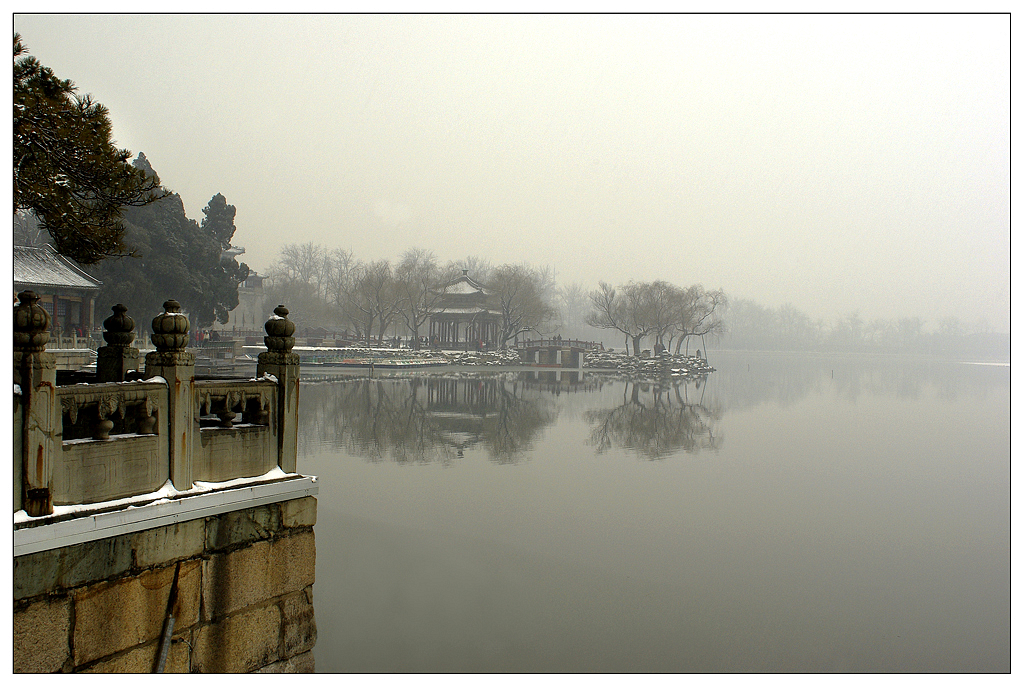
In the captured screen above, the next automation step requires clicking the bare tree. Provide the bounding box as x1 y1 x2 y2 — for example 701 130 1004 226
262 273 337 331
276 242 328 297
263 241 346 331
620 281 662 355
489 263 556 349
587 280 723 356
324 248 358 306
586 281 659 356
586 282 630 352
352 260 403 344
394 248 459 348
553 281 590 338
645 280 684 353
896 316 925 351
344 263 376 342
672 286 726 355
14 209 48 247
451 255 493 284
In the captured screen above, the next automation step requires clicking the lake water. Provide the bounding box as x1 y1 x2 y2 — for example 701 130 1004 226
297 352 1009 673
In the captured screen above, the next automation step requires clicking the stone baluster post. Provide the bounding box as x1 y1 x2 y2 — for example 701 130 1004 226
96 304 139 383
14 291 57 517
257 305 300 474
144 300 195 490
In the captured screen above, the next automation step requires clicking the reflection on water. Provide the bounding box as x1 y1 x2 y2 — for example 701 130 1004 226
299 373 556 464
299 370 719 463
300 356 1009 673
298 354 1008 464
704 351 1010 411
586 379 722 458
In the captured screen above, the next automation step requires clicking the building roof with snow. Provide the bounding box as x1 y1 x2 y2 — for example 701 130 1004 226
433 270 499 314
438 270 489 297
14 245 102 295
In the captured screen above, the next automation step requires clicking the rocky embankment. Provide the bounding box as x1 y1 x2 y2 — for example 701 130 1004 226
316 347 716 376
441 349 526 366
583 351 715 379
439 349 717 377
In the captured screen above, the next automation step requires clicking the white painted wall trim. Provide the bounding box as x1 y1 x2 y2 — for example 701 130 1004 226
14 475 319 557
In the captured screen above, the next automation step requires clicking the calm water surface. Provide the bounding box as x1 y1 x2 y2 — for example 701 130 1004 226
298 353 1009 672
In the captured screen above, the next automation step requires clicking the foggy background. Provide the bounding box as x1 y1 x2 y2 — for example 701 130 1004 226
11 13 1009 332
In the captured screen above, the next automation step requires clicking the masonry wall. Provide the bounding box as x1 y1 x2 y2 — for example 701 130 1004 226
13 495 317 673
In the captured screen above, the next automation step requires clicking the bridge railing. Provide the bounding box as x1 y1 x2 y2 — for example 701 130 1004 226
514 338 602 350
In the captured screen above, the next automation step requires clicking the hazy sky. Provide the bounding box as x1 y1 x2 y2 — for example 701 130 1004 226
12 13 1009 331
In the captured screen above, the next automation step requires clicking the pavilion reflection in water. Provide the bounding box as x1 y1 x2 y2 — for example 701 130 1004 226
298 372 719 463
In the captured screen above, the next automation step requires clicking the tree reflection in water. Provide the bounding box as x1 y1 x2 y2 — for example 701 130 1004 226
298 373 559 464
299 371 721 463
585 376 722 459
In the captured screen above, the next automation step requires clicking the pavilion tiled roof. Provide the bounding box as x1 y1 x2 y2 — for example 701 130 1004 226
447 280 484 296
13 245 102 291
434 306 500 316
439 270 489 296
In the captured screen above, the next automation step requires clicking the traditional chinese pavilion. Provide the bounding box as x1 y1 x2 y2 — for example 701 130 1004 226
427 270 503 350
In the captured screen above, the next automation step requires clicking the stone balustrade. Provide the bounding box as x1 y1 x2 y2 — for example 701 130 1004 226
13 293 316 675
13 292 301 516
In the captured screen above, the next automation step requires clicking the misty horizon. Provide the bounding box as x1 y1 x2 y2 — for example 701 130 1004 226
10 13 1009 333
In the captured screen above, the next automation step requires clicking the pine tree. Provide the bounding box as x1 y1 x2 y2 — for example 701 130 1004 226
89 158 248 330
13 34 164 264
197 193 250 326
201 193 237 250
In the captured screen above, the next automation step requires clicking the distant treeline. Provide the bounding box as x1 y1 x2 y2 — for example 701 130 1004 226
261 243 563 349
261 242 725 355
259 243 1005 359
718 298 1009 360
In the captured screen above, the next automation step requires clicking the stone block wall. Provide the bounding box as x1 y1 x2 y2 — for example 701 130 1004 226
13 496 317 673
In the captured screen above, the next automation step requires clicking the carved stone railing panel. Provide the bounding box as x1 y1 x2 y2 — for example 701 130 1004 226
14 388 23 513
57 380 167 442
192 377 279 483
53 380 170 506
194 378 277 429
